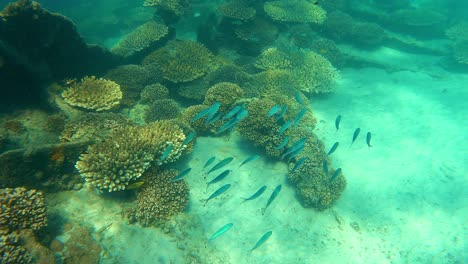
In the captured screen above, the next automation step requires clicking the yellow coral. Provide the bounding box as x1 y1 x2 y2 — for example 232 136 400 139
264 0 327 24
216 0 256 20
254 47 296 70
203 82 244 112
143 40 214 83
62 76 122 111
111 21 168 57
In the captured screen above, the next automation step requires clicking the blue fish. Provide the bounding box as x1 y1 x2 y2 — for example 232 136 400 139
209 223 234 241
330 168 342 182
204 156 216 168
206 102 221 121
327 142 339 156
236 109 249 120
223 105 243 120
239 155 260 167
290 157 306 173
286 144 305 163
274 136 290 150
204 184 231 206
190 102 220 122
205 112 222 125
262 185 282 215
366 132 373 148
281 137 306 159
293 108 307 127
249 231 272 253
207 170 231 185
351 128 360 146
171 168 192 182
275 105 288 121
207 157 234 175
278 120 293 136
160 144 173 161
335 115 341 131
216 118 239 135
295 91 305 106
241 185 267 204
182 131 196 146
322 161 329 175
267 105 281 117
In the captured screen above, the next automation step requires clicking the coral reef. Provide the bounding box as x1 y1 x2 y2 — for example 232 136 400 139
216 0 256 21
143 40 214 83
144 99 181 123
350 22 386 47
322 10 354 40
127 168 189 226
75 121 186 192
62 76 122 112
140 83 170 103
264 0 327 24
203 82 245 112
180 105 223 135
310 38 346 68
60 113 134 143
143 0 191 16
0 229 32 264
111 21 169 57
62 224 101 264
0 187 47 231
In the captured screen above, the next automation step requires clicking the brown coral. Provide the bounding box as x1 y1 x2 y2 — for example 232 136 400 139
128 168 189 226
0 187 47 231
203 82 244 112
62 76 122 111
0 229 32 264
140 83 170 103
264 0 327 24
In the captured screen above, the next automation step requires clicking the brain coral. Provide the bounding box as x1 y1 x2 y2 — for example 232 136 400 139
264 0 327 24
111 21 168 57
75 121 186 192
143 40 214 83
203 82 244 112
127 168 189 226
62 76 122 111
0 187 47 231
216 0 256 20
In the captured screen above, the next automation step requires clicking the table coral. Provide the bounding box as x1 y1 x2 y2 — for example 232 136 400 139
111 21 169 57
143 0 191 16
0 187 47 231
75 121 186 192
128 168 189 226
264 0 327 24
216 0 256 21
62 76 122 111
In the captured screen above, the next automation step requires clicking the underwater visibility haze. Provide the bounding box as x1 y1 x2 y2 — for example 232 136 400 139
0 0 466 263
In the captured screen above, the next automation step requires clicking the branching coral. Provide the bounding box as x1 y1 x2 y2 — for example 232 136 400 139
203 82 244 112
0 187 47 231
254 47 297 70
0 229 32 264
111 21 168 57
264 0 327 24
75 121 187 192
143 40 214 83
62 76 122 111
127 168 189 226
216 0 256 20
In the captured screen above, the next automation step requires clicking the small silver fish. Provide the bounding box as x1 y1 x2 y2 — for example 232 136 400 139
327 142 339 156
160 144 173 161
241 185 267 204
275 105 288 121
293 108 307 126
274 136 290 150
204 156 216 168
207 170 231 185
207 157 234 175
216 118 238 135
191 102 220 122
335 115 342 131
268 105 281 117
278 120 293 136
366 132 373 148
351 128 361 146
223 105 243 120
239 155 260 167
290 157 306 173
330 168 342 182
209 223 234 241
262 185 282 215
204 184 231 206
281 137 306 159
249 231 272 253
171 168 192 182
182 131 196 146
295 91 305 106
236 109 249 120
322 161 329 175
205 112 222 125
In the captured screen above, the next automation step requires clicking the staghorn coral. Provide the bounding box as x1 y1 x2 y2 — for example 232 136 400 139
0 187 47 231
140 83 170 103
60 113 134 142
143 0 191 16
144 99 181 123
111 21 168 57
216 0 256 21
203 82 244 112
62 76 122 111
127 168 189 226
75 121 186 192
0 229 32 264
264 0 327 24
143 40 214 83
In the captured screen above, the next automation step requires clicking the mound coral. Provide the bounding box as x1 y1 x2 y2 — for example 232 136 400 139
143 40 214 83
0 229 32 264
62 76 122 111
75 121 187 192
0 187 47 231
203 82 244 112
140 83 170 103
111 21 169 57
127 168 189 226
216 0 256 20
144 99 181 123
264 0 327 24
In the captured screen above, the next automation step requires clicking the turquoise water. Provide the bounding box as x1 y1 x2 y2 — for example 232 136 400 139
0 1 466 263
